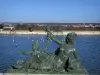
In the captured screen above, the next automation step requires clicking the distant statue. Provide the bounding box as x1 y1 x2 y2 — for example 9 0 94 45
29 26 32 32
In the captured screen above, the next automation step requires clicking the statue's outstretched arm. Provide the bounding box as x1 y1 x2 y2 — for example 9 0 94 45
47 31 63 45
50 35 63 45
46 26 63 45
21 51 32 55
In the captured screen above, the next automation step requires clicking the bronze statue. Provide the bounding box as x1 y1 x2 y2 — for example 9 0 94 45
9 26 88 74
46 26 86 73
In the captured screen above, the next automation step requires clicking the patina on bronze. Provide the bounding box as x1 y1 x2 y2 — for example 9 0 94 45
8 26 88 74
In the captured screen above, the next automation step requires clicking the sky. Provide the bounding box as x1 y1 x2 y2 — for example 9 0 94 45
0 0 100 23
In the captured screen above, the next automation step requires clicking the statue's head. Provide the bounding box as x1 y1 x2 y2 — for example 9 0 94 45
65 32 77 44
32 40 39 50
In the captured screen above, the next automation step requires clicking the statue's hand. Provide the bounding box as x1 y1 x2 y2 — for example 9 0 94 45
45 26 50 32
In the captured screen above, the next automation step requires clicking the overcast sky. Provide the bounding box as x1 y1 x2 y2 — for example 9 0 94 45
0 0 100 23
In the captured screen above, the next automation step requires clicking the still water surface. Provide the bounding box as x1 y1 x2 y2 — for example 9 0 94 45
0 36 100 74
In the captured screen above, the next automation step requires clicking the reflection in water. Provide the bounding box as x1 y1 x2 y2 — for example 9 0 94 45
32 40 34 42
13 36 15 43
12 36 18 47
28 36 30 40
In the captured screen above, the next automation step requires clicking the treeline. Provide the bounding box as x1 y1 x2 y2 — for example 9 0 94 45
0 24 100 31
15 24 100 31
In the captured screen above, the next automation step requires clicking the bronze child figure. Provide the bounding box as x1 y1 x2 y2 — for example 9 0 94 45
46 26 84 73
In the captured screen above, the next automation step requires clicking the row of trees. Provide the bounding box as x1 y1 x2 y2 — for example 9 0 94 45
15 24 100 31
0 23 100 31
